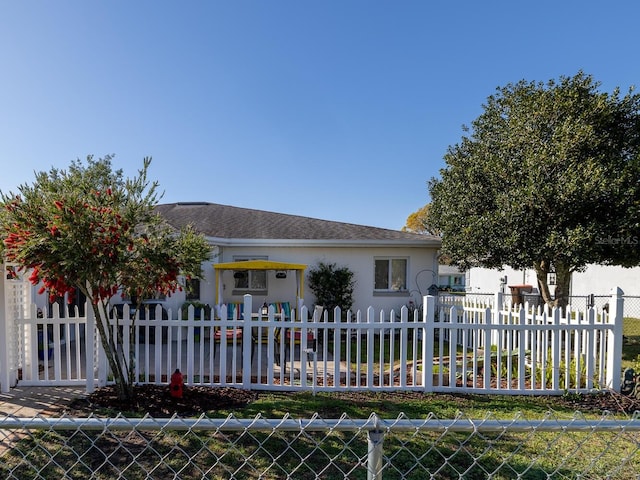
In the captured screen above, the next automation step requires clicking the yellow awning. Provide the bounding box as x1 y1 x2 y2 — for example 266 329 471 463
213 260 307 306
213 260 307 271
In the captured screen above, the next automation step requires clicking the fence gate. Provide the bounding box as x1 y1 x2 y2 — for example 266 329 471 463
0 264 94 392
1 264 30 392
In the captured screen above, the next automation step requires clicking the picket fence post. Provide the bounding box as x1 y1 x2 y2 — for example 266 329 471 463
606 287 624 390
423 295 435 391
491 291 503 352
0 265 10 393
85 302 95 393
242 294 253 389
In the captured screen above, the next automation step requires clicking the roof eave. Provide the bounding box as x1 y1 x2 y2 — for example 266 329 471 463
205 237 442 248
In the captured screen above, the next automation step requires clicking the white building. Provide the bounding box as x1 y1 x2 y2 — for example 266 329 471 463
466 265 640 297
31 202 442 318
466 264 640 316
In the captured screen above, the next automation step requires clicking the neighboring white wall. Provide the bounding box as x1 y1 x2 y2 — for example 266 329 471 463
570 265 640 297
467 264 640 297
466 266 536 294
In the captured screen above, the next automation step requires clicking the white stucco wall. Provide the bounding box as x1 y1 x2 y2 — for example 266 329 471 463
467 264 640 297
26 243 440 320
207 244 439 316
466 266 536 294
569 265 640 297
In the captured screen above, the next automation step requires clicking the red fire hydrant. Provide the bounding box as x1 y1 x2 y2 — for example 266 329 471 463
170 368 184 399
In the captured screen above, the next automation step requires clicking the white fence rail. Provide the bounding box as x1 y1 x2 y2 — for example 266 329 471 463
1 288 624 395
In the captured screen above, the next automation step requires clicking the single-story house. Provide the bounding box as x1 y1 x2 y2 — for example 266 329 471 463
437 265 466 292
140 202 441 316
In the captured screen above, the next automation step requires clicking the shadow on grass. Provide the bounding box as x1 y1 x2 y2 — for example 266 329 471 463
225 390 589 421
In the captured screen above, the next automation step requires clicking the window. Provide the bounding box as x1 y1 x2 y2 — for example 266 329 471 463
185 278 200 301
374 258 407 291
233 257 267 292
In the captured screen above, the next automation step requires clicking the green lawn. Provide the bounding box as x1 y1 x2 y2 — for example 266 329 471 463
622 317 640 370
2 390 636 480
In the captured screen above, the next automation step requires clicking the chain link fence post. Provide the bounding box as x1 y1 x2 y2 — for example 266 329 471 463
367 427 385 479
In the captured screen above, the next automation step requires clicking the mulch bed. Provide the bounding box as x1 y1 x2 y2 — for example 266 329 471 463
62 383 640 418
67 384 258 417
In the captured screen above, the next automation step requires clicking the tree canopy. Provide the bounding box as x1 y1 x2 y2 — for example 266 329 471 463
0 156 211 399
428 72 640 308
402 204 440 236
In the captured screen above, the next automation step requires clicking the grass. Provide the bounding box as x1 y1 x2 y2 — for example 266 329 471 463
622 317 640 370
623 316 640 336
217 390 577 420
327 332 457 369
3 391 637 479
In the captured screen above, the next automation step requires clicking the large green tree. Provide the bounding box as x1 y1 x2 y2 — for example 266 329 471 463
428 72 640 309
0 156 211 400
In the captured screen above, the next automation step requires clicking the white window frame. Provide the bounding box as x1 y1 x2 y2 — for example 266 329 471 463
232 256 268 294
374 257 408 293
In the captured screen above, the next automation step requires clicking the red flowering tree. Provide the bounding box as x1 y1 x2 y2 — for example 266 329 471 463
0 156 211 400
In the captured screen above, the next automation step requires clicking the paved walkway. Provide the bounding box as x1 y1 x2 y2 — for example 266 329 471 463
0 386 88 457
0 386 86 418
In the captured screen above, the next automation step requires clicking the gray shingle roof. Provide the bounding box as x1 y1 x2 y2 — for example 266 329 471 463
155 202 441 245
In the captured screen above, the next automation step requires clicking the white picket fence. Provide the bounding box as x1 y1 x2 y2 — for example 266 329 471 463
0 286 624 395
432 289 624 393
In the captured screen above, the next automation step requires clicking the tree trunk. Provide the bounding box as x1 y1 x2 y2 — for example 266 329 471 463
552 263 571 312
534 260 553 307
87 298 133 401
534 260 571 313
77 282 135 402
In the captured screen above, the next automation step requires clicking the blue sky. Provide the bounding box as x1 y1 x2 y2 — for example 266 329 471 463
1 1 638 230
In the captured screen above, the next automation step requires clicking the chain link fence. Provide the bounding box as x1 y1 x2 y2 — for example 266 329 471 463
1 412 639 479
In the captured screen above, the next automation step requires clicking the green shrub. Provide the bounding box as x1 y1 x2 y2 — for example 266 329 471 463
307 262 355 317
180 301 211 320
